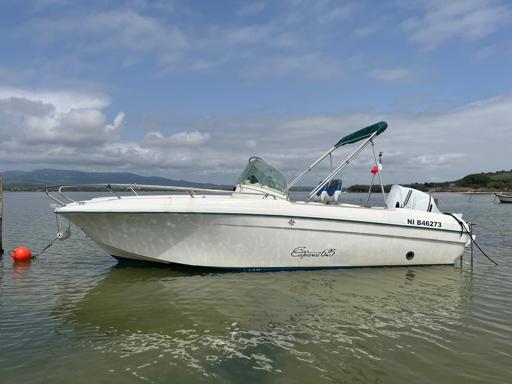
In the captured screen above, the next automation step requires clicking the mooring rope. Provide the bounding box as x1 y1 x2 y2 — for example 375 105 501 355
33 214 70 259
32 237 58 258
444 212 498 266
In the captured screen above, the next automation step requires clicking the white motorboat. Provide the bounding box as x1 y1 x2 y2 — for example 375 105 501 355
47 122 471 270
495 193 512 203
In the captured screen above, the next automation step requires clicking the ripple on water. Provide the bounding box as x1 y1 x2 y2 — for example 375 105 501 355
36 266 474 382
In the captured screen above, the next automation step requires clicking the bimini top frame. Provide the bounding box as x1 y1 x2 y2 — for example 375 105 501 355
285 121 388 203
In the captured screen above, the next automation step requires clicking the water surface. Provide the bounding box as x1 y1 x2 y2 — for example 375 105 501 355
0 192 511 383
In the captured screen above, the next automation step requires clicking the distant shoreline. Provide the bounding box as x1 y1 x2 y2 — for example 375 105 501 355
2 168 511 193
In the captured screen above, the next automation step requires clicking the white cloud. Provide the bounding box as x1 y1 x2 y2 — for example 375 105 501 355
371 68 410 82
169 131 210 145
24 107 123 146
109 112 125 132
0 88 122 146
0 96 54 117
87 9 188 52
32 9 190 71
283 0 357 24
402 0 512 50
0 86 109 113
144 130 211 146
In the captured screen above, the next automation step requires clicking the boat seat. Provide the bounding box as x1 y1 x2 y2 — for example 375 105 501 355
312 179 342 204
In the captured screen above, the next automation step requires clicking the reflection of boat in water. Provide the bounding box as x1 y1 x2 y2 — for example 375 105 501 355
47 122 471 269
54 266 472 380
495 193 512 203
65 266 471 337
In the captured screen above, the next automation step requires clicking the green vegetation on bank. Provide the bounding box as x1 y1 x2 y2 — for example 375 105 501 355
347 170 512 192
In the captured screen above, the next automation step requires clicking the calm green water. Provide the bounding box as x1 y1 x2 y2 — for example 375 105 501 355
0 192 511 383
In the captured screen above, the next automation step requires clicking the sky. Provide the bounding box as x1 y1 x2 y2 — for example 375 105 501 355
1 0 512 186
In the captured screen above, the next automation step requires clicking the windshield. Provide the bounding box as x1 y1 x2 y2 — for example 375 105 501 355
238 157 287 194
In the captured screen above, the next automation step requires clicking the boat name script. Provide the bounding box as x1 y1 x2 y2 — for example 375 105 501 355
291 247 336 259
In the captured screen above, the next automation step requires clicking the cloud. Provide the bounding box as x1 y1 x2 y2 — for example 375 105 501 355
371 68 410 82
20 0 509 85
88 9 188 53
24 108 124 145
144 130 211 146
283 0 358 24
0 86 109 113
4 85 512 185
32 8 190 71
18 2 367 80
0 87 123 146
0 96 54 117
402 0 512 50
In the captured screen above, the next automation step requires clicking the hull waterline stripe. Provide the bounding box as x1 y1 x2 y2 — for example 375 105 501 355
59 211 464 235
111 255 455 271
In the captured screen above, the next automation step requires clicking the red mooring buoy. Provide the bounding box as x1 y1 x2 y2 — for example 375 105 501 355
11 246 32 262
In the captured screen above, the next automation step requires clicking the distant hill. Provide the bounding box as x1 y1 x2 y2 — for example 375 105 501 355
0 169 228 191
453 170 512 190
347 169 512 193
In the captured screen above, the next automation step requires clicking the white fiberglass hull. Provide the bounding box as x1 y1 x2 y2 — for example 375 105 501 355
56 195 469 269
496 194 512 203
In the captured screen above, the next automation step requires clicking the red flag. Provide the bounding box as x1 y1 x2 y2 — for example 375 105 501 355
371 165 379 175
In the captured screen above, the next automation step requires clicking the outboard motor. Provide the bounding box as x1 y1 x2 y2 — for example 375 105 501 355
313 179 342 203
386 185 440 213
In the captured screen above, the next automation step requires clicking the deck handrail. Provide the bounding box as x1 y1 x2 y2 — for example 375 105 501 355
44 183 233 206
44 183 289 206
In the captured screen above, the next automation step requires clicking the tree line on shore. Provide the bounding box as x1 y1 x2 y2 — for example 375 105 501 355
346 170 512 192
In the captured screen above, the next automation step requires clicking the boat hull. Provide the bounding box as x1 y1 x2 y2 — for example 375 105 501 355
59 206 468 269
496 194 512 203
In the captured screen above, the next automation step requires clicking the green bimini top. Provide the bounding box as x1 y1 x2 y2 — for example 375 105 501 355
335 121 388 147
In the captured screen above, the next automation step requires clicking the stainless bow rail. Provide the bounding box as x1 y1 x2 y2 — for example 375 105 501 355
44 183 233 206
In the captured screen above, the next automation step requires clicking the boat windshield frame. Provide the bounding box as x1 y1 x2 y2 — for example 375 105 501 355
237 157 288 195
